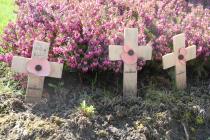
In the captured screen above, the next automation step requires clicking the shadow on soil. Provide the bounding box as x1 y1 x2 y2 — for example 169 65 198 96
0 61 210 140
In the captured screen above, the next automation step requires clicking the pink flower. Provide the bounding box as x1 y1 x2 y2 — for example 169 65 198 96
0 0 209 74
4 53 13 63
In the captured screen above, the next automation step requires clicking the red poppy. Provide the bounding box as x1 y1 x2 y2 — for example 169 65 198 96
121 45 138 65
26 58 51 76
178 48 187 65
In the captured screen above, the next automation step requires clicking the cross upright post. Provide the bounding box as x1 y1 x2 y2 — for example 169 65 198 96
162 33 196 89
11 41 64 102
109 28 152 97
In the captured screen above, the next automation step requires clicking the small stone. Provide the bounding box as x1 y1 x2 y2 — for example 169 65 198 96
106 114 114 122
50 116 65 126
55 134 65 140
160 103 166 110
114 105 126 118
97 130 108 137
102 121 108 127
153 129 160 139
108 126 118 134
140 134 147 140
143 127 149 135
193 105 200 113
165 130 172 140
10 99 26 112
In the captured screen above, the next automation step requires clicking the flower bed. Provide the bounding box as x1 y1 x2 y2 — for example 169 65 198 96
0 0 209 72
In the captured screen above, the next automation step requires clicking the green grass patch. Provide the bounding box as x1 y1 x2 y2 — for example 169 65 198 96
0 0 16 34
0 62 23 95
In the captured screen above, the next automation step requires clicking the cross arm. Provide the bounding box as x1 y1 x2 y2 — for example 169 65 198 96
162 53 176 69
109 45 123 61
48 62 63 78
186 45 196 61
11 56 30 73
135 45 153 60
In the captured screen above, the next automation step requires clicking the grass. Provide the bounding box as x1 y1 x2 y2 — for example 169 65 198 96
0 1 18 94
79 100 95 117
0 0 16 34
0 62 23 95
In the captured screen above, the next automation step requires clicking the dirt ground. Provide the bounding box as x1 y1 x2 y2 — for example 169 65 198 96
0 70 210 140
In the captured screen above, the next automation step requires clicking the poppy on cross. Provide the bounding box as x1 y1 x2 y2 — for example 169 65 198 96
109 28 153 97
11 41 63 103
162 33 196 89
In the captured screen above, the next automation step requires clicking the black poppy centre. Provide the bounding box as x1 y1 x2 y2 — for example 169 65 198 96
178 54 184 60
128 49 134 56
35 65 42 71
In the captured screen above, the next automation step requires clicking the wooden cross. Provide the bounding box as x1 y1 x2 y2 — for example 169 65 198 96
162 33 196 89
109 28 152 97
11 41 63 103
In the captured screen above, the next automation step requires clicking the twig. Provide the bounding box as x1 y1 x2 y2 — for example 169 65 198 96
181 121 189 140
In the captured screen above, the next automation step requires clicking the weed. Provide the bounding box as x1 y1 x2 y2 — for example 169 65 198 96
48 82 65 94
195 116 205 126
91 72 98 92
0 62 23 95
50 116 65 126
96 130 108 137
79 100 95 117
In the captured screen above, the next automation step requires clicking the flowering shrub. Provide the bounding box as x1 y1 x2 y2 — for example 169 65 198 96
0 0 209 72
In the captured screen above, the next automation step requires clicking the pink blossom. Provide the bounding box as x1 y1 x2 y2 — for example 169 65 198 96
0 0 209 73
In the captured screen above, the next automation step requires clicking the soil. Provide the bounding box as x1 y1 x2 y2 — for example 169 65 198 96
0 68 210 140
